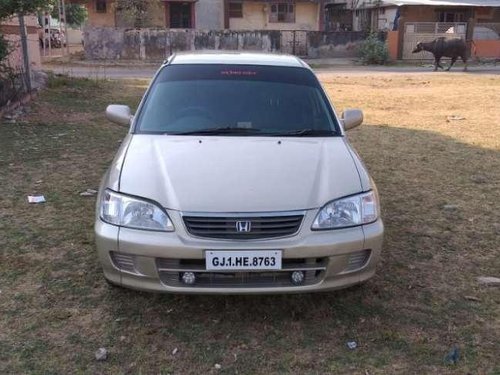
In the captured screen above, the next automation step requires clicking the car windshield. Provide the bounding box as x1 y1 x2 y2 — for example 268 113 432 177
134 64 340 136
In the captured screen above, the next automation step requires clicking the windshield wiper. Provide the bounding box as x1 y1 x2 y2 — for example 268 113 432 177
268 129 337 137
165 126 264 136
165 127 337 137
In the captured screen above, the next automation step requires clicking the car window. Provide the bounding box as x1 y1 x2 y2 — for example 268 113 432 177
135 64 339 136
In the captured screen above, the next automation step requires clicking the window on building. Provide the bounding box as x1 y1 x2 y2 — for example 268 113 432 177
96 0 107 13
229 2 243 18
269 2 295 23
438 11 466 22
169 3 193 28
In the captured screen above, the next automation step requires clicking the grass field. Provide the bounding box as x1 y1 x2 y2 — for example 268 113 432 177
0 72 499 374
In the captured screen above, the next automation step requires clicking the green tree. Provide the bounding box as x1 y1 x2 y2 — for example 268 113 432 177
116 0 154 27
0 0 53 20
0 0 54 90
358 33 389 65
51 4 88 28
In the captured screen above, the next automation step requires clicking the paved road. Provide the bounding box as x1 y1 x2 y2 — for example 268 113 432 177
45 63 500 80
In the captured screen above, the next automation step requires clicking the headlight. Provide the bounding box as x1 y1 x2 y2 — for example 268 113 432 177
312 191 379 230
100 189 174 231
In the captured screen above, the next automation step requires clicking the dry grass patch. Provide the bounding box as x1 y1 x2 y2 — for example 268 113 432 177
0 72 499 374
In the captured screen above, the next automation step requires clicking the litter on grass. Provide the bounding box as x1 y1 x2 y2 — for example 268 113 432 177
477 276 500 286
347 341 357 350
446 115 465 122
95 347 108 361
444 346 460 365
79 189 98 197
27 195 46 204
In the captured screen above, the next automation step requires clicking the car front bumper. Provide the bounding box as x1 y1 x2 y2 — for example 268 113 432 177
95 210 383 294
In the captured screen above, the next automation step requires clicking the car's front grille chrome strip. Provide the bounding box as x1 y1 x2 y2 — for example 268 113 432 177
182 211 305 240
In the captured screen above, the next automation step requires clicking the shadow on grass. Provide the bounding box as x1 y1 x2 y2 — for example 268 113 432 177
96 125 500 373
1 120 499 374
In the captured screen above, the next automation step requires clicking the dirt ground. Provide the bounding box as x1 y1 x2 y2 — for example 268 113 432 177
0 72 499 374
43 60 500 80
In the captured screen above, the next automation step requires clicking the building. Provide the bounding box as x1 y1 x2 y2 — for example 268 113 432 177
76 0 325 31
379 0 500 59
76 0 499 60
326 0 500 35
0 15 41 71
353 1 398 31
228 0 323 30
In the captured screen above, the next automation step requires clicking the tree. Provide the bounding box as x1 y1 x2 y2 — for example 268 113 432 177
51 4 88 28
116 0 163 28
0 33 9 62
0 0 54 90
0 0 53 21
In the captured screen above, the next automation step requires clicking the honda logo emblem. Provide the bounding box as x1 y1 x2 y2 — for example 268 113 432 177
236 221 252 232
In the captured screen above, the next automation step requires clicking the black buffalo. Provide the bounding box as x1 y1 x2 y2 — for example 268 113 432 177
412 37 468 71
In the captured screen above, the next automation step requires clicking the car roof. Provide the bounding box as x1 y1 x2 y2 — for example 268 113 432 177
166 52 308 68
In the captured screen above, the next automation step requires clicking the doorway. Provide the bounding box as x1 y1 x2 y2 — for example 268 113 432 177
169 2 193 28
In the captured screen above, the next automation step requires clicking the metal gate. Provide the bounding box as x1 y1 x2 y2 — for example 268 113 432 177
280 30 308 56
403 22 467 60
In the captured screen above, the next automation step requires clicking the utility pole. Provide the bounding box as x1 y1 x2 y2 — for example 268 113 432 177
63 0 70 56
58 0 70 56
42 11 52 57
17 11 32 92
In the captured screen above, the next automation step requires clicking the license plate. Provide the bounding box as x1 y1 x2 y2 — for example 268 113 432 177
205 250 282 271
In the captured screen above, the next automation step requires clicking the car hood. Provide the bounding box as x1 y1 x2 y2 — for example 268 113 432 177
119 135 362 212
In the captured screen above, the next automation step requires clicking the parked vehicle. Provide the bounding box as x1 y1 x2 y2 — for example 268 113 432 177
38 28 66 49
97 52 384 294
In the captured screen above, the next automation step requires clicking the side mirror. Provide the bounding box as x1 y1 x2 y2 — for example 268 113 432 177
342 109 363 131
106 104 132 127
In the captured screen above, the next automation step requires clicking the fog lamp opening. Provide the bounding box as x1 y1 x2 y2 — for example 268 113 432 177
181 272 196 285
290 271 305 285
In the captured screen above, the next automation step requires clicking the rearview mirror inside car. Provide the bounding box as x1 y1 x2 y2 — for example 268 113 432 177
342 109 363 131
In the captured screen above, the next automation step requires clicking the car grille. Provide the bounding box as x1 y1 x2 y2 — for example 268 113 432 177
182 213 304 239
157 257 327 288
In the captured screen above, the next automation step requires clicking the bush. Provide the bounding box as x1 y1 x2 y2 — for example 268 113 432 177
0 67 23 108
358 33 389 65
